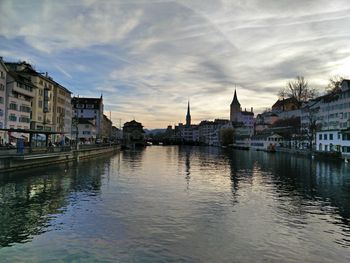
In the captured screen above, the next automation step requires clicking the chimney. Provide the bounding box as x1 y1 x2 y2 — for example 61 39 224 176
251 107 253 112
45 72 48 77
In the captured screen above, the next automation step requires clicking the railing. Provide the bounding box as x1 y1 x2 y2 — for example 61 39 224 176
0 143 119 157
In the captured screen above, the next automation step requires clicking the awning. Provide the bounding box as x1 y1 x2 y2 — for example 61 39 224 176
9 133 20 139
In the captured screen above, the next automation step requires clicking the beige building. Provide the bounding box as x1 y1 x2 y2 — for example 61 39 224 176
6 62 61 132
102 114 112 141
53 83 72 142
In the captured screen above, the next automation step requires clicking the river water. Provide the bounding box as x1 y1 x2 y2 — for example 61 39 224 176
0 146 350 262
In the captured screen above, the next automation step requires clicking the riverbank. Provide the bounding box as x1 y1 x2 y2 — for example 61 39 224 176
0 144 121 172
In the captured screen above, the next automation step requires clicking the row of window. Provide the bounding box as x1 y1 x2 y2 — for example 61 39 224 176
318 133 350 141
322 102 350 112
9 103 31 112
318 144 350 153
16 82 33 92
75 104 95 109
8 115 30 123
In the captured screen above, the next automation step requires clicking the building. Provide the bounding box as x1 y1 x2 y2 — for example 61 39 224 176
230 89 254 136
6 62 56 132
5 68 36 143
230 89 241 123
250 133 284 151
72 96 104 138
123 120 145 144
102 114 112 141
254 112 279 133
308 79 350 157
111 126 123 141
175 102 200 144
0 58 8 143
53 83 72 142
71 118 96 142
272 97 300 112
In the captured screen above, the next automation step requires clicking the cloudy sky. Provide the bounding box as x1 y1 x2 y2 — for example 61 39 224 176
1 0 350 128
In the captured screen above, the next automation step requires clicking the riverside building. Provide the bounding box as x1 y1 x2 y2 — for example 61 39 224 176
310 79 350 157
0 58 8 143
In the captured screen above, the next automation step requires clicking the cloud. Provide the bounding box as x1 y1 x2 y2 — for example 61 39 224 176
1 0 350 128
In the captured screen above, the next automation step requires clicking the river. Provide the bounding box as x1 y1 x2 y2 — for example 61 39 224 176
0 146 350 262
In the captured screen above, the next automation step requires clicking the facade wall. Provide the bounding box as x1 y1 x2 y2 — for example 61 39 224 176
72 97 104 137
0 60 7 143
5 75 34 141
30 75 54 131
53 84 72 140
316 131 350 152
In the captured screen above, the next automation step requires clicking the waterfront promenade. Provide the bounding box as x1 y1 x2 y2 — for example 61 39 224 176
0 143 120 172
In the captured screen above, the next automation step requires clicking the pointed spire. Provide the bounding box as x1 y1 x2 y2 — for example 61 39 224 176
231 88 240 106
186 100 191 126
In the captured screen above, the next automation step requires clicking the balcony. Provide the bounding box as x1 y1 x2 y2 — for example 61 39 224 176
12 83 35 98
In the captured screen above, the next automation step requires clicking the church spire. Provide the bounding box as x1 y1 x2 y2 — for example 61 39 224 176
231 89 240 106
186 101 191 126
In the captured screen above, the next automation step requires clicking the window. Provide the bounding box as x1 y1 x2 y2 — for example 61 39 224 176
86 104 94 109
76 103 84 109
0 71 4 79
0 83 4 91
9 114 17 121
39 100 43 108
20 105 31 113
325 145 328 151
9 102 17 110
319 134 322 140
329 134 333 140
39 89 43 96
19 116 30 123
0 97 3 104
324 134 327 140
0 109 3 116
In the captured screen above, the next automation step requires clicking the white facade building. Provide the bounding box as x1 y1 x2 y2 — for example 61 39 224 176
304 79 350 157
72 96 104 138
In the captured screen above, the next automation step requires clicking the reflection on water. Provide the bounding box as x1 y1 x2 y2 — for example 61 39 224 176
0 147 350 262
0 159 106 247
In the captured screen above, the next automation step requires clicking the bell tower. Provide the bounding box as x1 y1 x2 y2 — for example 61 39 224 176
230 89 241 122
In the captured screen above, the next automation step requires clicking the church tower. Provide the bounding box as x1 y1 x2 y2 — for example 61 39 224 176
186 101 191 126
230 89 241 122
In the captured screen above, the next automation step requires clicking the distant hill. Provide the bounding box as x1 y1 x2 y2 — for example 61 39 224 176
144 129 166 135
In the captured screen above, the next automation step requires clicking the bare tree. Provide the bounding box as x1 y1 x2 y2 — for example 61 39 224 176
326 75 344 94
301 105 320 150
278 76 317 107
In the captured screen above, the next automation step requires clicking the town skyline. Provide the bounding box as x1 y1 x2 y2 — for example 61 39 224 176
1 0 350 129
